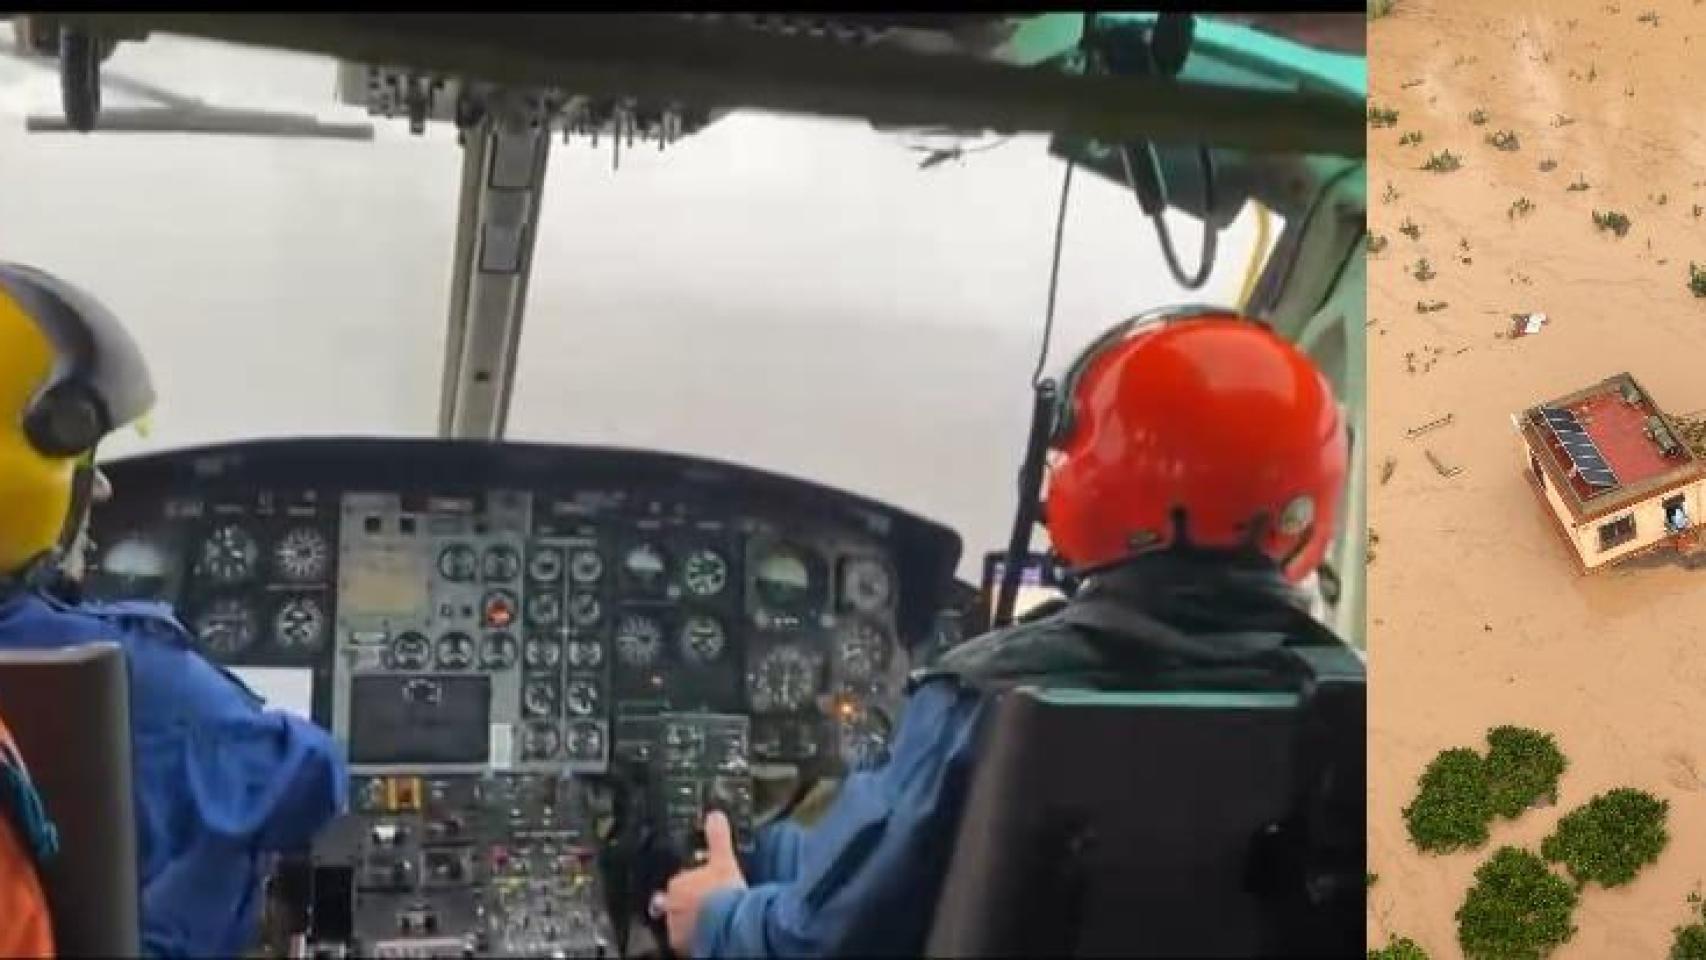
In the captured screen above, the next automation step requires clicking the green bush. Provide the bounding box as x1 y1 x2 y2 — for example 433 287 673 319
1672 892 1706 960
1405 747 1493 853
1370 935 1431 960
1690 263 1706 298
1456 847 1578 960
1423 150 1462 172
1676 925 1706 960
1483 726 1568 819
1540 788 1669 887
1592 210 1632 237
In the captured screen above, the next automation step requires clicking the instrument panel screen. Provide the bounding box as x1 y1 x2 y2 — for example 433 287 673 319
348 675 492 765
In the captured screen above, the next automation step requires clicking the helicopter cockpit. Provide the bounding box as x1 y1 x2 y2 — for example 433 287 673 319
1 13 1366 958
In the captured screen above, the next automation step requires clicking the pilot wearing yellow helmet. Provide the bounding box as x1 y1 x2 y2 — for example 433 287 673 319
0 263 348 957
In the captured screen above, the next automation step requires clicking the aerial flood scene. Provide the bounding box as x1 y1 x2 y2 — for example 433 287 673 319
1367 0 1706 957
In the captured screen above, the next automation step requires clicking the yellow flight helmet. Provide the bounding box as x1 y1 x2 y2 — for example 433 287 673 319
0 263 155 578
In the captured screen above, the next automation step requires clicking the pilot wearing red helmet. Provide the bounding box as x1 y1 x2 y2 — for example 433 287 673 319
661 306 1353 958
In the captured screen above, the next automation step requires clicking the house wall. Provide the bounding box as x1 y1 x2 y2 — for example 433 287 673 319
1520 432 1705 570
1570 479 1705 569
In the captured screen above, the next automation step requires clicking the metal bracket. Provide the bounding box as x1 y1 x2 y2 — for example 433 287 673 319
1257 160 1367 648
438 103 551 440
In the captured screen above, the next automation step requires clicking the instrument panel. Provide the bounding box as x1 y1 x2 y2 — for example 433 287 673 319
87 439 961 956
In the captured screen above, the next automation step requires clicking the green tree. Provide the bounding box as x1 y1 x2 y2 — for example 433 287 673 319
1483 726 1567 819
1541 788 1669 887
1456 847 1578 960
1405 748 1494 853
1370 935 1431 960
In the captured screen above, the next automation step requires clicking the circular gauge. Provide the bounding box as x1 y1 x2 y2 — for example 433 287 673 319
682 548 729 597
482 589 518 629
615 614 664 668
194 598 257 655
679 614 727 663
564 679 600 716
568 592 602 628
483 545 521 582
523 679 558 718
842 557 895 613
480 632 519 669
565 721 604 761
390 631 432 670
569 549 604 584
748 645 820 714
274 528 329 582
522 723 561 760
436 632 475 670
273 596 327 650
437 544 477 582
523 636 561 670
526 592 562 626
839 706 893 771
200 525 258 584
622 543 668 592
566 640 604 669
837 620 891 682
529 547 564 582
754 547 814 612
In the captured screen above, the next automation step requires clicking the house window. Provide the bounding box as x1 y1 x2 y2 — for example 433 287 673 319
1530 452 1545 487
1663 494 1689 533
1598 514 1637 552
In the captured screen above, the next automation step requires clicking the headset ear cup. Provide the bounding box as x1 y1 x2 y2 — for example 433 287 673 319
24 385 105 458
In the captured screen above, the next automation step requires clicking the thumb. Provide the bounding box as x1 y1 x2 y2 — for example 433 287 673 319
703 810 737 866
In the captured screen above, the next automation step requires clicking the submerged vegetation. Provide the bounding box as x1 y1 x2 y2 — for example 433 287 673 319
1592 210 1632 237
1487 129 1521 151
1369 935 1431 960
1370 103 1401 127
1405 747 1491 853
1690 263 1706 298
1483 726 1567 819
1673 891 1706 960
1423 150 1463 173
1540 788 1670 887
1456 847 1579 960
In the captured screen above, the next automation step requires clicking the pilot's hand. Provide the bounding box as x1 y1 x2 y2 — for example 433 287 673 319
662 811 747 955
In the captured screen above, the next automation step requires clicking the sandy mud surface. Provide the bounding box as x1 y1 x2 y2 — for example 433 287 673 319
1367 0 1706 955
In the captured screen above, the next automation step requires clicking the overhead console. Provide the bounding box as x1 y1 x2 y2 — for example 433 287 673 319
86 438 961 957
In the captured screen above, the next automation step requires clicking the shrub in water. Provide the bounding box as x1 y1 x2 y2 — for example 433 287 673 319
1483 726 1567 819
1405 747 1493 853
1369 935 1431 960
1540 788 1669 887
1456 847 1578 960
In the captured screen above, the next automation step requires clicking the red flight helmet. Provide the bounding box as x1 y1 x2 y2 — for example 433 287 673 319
1042 305 1348 583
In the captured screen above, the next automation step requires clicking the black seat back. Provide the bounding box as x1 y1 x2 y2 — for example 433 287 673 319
926 646 1365 958
0 642 141 956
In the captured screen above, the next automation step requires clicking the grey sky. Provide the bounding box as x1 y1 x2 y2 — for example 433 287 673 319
0 29 1272 577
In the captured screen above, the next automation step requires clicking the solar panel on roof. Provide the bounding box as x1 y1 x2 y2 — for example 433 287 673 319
1537 405 1622 491
1581 469 1618 488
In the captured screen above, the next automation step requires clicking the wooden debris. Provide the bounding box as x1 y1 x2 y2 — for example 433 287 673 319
1426 449 1463 478
1408 414 1455 438
1380 457 1398 485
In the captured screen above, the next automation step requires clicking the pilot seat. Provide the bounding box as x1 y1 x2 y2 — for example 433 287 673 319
0 642 141 957
925 644 1365 958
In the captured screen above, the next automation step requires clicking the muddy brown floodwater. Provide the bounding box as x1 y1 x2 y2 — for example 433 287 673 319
1368 0 1706 955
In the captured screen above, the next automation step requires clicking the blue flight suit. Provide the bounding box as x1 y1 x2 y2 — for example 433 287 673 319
692 554 1340 958
0 589 348 958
